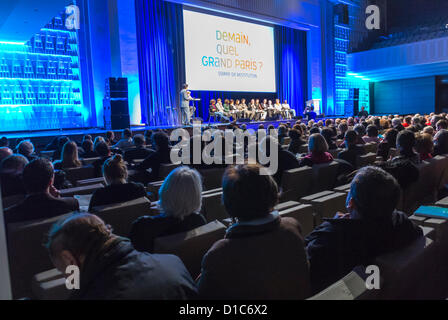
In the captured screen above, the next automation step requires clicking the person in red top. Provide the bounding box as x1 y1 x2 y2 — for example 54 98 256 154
403 116 412 128
299 133 334 167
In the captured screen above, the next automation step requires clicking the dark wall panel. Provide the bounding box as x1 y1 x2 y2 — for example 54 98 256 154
373 76 435 115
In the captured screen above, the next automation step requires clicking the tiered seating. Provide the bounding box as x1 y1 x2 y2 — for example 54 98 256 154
64 166 95 185
280 167 313 201
310 161 340 193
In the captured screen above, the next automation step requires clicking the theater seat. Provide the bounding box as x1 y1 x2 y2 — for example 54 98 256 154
309 192 347 226
329 148 342 158
39 151 55 160
7 212 75 299
64 166 95 185
82 157 101 166
201 191 228 222
159 163 180 179
280 166 313 201
153 220 227 278
308 269 372 300
279 204 315 237
2 193 26 209
59 183 104 197
333 183 351 194
32 269 70 300
356 153 377 169
310 161 339 193
199 167 226 190
374 236 439 299
91 197 152 237
76 177 106 187
363 143 378 154
298 144 309 154
300 190 335 204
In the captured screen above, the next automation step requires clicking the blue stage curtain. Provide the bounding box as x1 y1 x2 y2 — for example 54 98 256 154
275 26 308 117
135 0 185 126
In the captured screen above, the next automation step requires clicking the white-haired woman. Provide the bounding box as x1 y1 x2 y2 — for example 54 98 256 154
130 166 207 253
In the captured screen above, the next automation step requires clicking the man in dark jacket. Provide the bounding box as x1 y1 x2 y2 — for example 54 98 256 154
124 134 154 164
198 164 311 300
46 213 198 300
337 130 366 168
5 158 79 224
305 166 422 294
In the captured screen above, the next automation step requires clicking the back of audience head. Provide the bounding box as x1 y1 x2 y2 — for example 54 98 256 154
46 213 113 272
58 136 69 150
123 128 132 139
308 133 328 154
0 137 8 147
384 129 398 147
366 125 379 138
17 140 34 157
434 129 448 155
436 119 448 131
353 124 366 137
159 166 202 219
23 158 54 194
222 164 278 222
94 141 110 158
82 139 94 153
415 133 433 156
102 154 127 185
0 154 28 175
133 134 145 147
344 130 358 147
152 131 170 151
396 130 416 155
423 126 434 136
347 166 400 221
61 141 81 167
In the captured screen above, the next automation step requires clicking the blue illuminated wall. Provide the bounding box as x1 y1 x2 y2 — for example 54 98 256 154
0 10 85 132
332 1 370 116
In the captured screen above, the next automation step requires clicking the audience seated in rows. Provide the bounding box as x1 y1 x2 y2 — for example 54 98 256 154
198 164 311 300
88 154 147 211
4 158 79 224
81 138 97 159
92 142 112 177
305 166 423 294
287 128 306 154
131 166 207 253
45 213 197 300
377 129 398 161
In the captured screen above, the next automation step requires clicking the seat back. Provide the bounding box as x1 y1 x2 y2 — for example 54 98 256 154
92 197 152 237
310 192 347 225
82 157 101 166
298 144 309 154
76 177 106 187
64 166 95 185
159 163 180 179
356 153 377 169
7 212 74 299
59 183 104 197
280 167 313 201
328 148 342 158
201 192 228 222
199 167 226 190
374 236 438 299
3 194 25 209
279 204 315 237
153 221 226 278
39 151 55 160
311 161 339 193
364 143 378 154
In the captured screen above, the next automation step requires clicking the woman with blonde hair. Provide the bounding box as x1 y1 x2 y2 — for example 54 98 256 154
53 141 82 170
88 154 147 211
299 133 333 167
130 166 207 253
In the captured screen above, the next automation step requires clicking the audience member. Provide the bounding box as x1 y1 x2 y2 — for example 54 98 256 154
112 128 134 151
415 133 433 161
45 213 198 300
131 166 206 252
124 134 153 163
81 139 97 158
17 140 37 162
433 129 448 156
4 158 79 224
299 133 333 167
377 129 398 161
53 141 82 170
0 154 28 197
306 166 422 293
287 128 306 155
198 164 311 299
338 130 366 168
92 141 112 177
0 147 13 162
